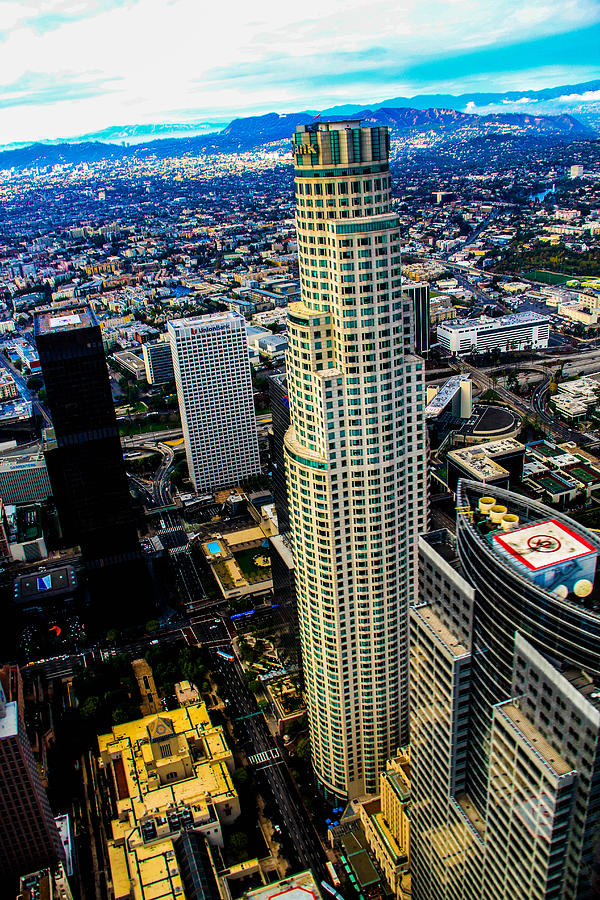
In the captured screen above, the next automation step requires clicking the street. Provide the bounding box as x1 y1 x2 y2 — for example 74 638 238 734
211 650 328 880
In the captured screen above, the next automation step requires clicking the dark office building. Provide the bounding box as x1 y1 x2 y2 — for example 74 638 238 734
267 371 290 534
34 305 139 567
405 281 430 356
0 679 63 885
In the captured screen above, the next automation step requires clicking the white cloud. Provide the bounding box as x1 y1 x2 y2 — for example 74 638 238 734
0 0 599 142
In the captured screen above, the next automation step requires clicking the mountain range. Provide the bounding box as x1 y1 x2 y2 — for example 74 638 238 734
0 82 597 172
220 106 592 149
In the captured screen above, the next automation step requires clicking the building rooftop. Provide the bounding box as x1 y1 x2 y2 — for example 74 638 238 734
493 519 596 572
168 311 242 332
243 871 323 900
100 702 240 900
425 374 470 418
458 481 600 608
412 604 469 659
15 565 76 602
497 702 574 777
0 399 33 423
0 451 46 473
108 835 183 900
440 311 549 331
34 304 97 336
448 439 524 481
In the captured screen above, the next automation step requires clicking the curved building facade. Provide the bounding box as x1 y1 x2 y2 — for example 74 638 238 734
285 121 427 800
411 481 600 900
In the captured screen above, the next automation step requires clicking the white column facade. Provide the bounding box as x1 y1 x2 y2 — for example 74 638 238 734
284 122 427 800
168 312 260 492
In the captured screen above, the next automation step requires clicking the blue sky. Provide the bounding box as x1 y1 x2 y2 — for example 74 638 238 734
0 0 599 144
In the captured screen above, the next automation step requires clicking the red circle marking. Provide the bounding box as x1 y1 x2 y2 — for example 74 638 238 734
527 534 561 553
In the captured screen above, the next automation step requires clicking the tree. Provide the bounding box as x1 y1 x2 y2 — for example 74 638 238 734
229 831 249 862
296 737 311 763
80 696 101 721
27 375 43 392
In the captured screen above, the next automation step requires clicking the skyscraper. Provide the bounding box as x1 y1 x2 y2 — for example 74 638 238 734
0 680 63 881
285 121 427 801
411 482 600 900
268 372 290 533
34 304 139 567
168 312 260 493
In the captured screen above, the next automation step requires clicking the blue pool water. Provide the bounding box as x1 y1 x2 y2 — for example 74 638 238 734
207 541 221 554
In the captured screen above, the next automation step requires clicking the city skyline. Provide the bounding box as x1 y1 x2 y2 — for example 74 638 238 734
1 0 599 145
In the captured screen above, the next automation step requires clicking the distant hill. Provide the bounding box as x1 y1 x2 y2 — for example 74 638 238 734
220 107 592 146
320 79 600 114
0 103 594 172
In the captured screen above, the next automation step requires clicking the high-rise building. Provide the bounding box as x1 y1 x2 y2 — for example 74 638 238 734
34 304 139 566
268 372 290 533
404 282 430 356
142 336 175 385
168 313 260 492
285 121 427 800
411 481 600 900
0 680 63 881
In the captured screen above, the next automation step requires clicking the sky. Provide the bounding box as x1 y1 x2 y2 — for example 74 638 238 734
1 0 600 145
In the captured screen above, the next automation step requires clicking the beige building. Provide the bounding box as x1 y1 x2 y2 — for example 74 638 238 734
98 702 240 900
286 121 427 800
0 371 19 401
358 750 412 899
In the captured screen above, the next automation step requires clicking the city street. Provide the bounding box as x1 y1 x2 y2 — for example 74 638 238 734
210 650 328 880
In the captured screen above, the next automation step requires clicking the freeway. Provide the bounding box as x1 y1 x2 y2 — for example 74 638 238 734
121 427 183 448
154 442 175 507
455 360 589 445
211 650 328 879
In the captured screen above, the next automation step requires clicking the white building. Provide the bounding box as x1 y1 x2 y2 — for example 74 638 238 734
285 121 427 801
168 313 261 492
437 311 549 355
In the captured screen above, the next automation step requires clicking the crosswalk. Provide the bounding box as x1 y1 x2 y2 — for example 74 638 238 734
248 748 281 767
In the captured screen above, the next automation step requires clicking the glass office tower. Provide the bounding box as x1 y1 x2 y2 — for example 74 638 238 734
411 481 600 900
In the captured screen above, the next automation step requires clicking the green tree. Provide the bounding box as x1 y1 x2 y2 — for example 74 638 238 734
229 831 249 862
80 696 101 721
296 737 311 763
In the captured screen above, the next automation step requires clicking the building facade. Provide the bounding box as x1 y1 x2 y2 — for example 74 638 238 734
98 702 239 898
34 304 139 566
168 313 260 492
142 336 175 385
404 282 430 356
268 372 290 533
0 451 51 505
285 121 427 800
0 682 63 881
410 483 600 900
437 311 550 355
